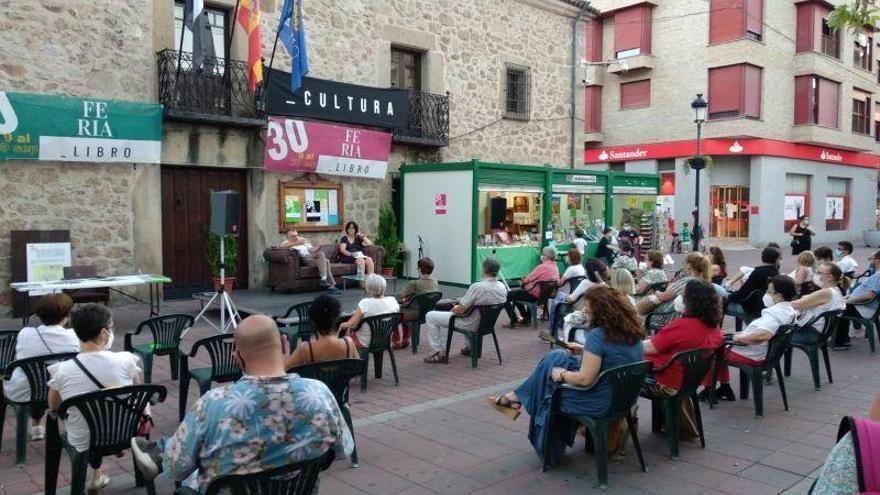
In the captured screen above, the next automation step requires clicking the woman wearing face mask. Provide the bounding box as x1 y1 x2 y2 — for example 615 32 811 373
791 262 849 339
639 253 711 315
47 304 144 493
789 216 816 255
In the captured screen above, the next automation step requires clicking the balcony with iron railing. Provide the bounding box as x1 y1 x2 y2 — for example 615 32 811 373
392 90 449 147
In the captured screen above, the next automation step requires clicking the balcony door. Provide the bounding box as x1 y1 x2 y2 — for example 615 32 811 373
173 2 228 67
710 186 750 238
390 47 422 91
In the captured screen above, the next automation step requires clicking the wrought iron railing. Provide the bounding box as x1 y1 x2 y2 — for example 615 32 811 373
393 90 449 147
157 49 265 125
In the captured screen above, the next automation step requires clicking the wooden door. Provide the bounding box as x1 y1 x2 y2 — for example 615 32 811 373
161 166 249 299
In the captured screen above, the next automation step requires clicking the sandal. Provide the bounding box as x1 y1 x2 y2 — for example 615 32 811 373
488 395 522 420
423 353 447 364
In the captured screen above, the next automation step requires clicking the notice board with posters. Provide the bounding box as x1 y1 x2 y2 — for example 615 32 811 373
278 179 344 233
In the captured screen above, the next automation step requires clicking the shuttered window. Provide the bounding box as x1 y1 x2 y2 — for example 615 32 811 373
614 5 652 59
796 2 838 57
852 89 872 134
620 80 650 109
708 64 762 120
585 85 602 132
709 0 763 43
794 75 839 128
585 20 603 63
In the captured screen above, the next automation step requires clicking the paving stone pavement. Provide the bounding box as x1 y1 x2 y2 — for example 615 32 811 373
1 245 878 494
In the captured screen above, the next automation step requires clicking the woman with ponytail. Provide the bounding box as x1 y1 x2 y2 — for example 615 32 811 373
285 295 358 369
791 262 848 337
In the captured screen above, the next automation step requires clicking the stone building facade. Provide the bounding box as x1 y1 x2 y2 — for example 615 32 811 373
0 0 589 311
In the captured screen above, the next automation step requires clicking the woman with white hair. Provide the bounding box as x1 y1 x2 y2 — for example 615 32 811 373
505 246 560 327
340 273 400 348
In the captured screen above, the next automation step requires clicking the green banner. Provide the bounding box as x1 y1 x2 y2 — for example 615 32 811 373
0 91 162 163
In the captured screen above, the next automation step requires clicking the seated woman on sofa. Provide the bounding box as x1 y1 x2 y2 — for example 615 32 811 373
338 221 375 275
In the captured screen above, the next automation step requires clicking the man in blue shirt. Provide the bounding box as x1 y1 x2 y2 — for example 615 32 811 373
835 251 880 349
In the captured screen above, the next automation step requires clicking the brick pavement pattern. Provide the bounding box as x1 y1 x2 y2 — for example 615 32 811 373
1 246 878 494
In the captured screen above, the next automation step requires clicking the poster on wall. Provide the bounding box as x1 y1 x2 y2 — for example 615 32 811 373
826 197 845 220
284 196 301 223
784 195 805 221
26 243 71 295
277 180 344 232
264 117 391 179
434 193 447 215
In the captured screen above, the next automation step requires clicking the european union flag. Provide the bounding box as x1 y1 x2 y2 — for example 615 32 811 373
278 0 310 92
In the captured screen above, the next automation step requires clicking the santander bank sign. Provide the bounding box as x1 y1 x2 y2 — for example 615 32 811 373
597 148 648 161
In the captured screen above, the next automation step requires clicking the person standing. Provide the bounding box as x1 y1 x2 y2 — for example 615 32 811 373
595 228 617 265
789 216 816 255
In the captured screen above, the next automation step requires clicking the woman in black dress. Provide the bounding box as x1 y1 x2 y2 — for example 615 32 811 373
789 215 816 255
338 221 375 275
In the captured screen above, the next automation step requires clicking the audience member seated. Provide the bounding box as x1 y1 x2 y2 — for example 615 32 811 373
338 221 375 275
643 280 724 436
488 286 644 466
635 250 668 294
835 251 880 349
421 258 507 364
609 268 636 308
395 257 440 349
704 276 797 402
836 241 858 276
4 293 79 441
725 247 781 318
279 229 340 294
789 250 816 290
505 246 560 327
788 261 847 349
285 295 358 369
547 248 585 332
47 304 143 493
708 246 727 285
640 253 711 315
611 239 638 274
131 315 352 493
339 274 399 349
814 246 834 263
560 259 610 340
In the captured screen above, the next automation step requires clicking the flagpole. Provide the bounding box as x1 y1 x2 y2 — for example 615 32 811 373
265 27 282 105
225 0 241 77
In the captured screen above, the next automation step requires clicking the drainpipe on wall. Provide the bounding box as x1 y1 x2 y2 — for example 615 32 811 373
570 2 593 169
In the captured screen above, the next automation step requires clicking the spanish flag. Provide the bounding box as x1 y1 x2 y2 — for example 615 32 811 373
237 0 263 92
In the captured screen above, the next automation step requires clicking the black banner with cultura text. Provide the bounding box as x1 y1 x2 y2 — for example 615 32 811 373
265 68 410 129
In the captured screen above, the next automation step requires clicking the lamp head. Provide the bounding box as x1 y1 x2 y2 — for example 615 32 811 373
691 93 708 123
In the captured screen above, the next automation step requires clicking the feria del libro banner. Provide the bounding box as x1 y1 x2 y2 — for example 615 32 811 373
0 91 162 163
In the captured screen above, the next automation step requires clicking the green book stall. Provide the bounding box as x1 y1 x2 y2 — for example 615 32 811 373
609 172 661 251
547 170 609 260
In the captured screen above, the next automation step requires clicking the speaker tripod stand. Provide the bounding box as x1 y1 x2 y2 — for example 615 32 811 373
191 237 241 335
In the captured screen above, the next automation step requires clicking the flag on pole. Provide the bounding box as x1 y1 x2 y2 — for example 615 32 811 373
277 0 310 92
184 0 216 70
237 0 263 92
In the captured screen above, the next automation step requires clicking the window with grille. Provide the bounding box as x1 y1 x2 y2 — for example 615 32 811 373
505 63 531 121
390 47 422 91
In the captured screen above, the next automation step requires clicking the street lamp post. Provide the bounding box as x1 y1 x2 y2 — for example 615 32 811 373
690 94 708 252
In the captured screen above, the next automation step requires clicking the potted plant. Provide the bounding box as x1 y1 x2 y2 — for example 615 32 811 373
206 231 238 292
376 204 401 276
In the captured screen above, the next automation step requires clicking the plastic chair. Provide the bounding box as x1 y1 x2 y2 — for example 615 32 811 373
645 309 677 336
542 361 651 487
444 303 506 368
2 352 78 466
356 313 401 391
0 330 16 455
642 349 715 457
635 281 669 298
713 325 795 418
124 314 194 383
44 384 166 495
173 450 334 495
783 310 842 390
291 359 364 467
507 281 556 328
724 289 764 332
273 301 313 349
837 293 880 353
179 334 242 421
400 291 442 354
567 276 586 293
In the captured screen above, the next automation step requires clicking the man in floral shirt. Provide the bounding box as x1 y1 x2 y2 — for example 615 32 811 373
131 315 352 492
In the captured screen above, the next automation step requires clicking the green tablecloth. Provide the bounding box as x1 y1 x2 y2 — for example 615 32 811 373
475 245 541 281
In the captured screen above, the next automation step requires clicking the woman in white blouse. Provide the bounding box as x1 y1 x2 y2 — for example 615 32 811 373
340 274 400 349
791 261 848 334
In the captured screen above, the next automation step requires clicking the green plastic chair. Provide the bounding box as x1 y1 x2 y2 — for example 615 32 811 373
291 359 365 467
644 309 677 336
178 334 242 421
542 361 651 487
44 384 166 495
837 293 880 353
0 330 18 455
124 314 194 383
357 313 401 391
444 303 506 368
2 352 77 466
635 281 669 298
724 289 764 332
273 301 313 350
508 281 557 329
642 348 715 457
400 291 442 354
783 310 842 390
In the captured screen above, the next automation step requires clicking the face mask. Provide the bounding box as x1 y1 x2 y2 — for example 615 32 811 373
762 293 775 307
103 328 114 350
835 249 843 259
673 296 686 314
638 261 648 271
812 274 823 287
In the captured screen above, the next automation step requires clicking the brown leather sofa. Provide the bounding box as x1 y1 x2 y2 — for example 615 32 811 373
263 244 385 292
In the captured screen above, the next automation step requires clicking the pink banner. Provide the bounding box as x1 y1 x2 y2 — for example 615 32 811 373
264 117 391 179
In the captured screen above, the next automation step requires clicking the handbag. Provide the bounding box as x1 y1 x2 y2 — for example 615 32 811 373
836 416 880 494
71 357 153 438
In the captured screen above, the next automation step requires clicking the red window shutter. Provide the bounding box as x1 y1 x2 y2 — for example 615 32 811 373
818 78 839 128
620 80 650 109
710 0 745 44
585 20 604 63
744 64 762 118
585 86 602 132
794 75 813 125
795 2 815 53
746 0 763 37
708 65 743 115
640 6 652 54
614 6 652 55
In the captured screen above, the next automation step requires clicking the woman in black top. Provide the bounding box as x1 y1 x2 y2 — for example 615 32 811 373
789 215 815 255
338 221 375 274
594 227 617 265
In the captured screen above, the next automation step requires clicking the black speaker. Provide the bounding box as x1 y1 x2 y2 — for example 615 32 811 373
210 190 242 236
489 197 507 229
